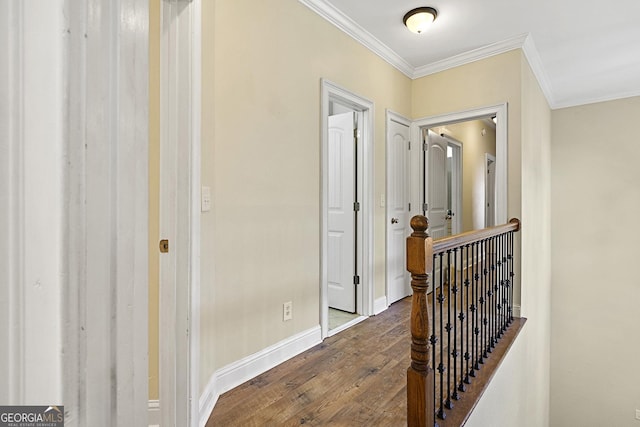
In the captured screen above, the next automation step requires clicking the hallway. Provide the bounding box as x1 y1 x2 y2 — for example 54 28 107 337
207 299 412 426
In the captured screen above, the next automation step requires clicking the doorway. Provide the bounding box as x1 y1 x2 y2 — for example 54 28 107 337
321 80 373 338
421 130 463 238
413 104 507 236
385 111 412 306
157 0 201 425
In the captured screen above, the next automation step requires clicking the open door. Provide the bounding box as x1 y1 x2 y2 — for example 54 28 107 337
425 130 449 239
327 112 357 313
386 116 411 305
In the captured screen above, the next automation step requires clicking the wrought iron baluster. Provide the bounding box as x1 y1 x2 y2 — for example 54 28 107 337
437 253 446 420
472 241 480 373
444 250 454 410
463 243 471 385
431 254 438 422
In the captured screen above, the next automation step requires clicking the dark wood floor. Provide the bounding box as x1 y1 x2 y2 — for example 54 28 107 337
206 294 525 427
207 298 412 426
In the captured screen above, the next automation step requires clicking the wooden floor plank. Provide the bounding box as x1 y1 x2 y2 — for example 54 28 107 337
206 297 526 426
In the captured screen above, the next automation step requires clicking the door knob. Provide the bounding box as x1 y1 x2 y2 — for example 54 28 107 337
391 218 399 224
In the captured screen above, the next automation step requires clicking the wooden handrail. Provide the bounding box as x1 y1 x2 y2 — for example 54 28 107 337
406 215 521 427
432 218 520 254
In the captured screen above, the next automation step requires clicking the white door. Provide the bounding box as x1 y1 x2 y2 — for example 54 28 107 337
328 112 356 312
386 118 411 304
426 131 449 239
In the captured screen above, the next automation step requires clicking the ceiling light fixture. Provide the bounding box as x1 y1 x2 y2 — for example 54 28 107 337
403 7 438 34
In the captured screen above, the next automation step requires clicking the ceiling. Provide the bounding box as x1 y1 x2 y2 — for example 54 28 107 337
300 0 640 109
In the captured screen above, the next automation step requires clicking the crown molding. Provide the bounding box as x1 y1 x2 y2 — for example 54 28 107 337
412 33 529 78
300 2 569 109
521 34 556 108
298 0 414 78
552 88 640 110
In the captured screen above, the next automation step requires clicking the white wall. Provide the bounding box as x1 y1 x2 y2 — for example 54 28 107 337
550 96 640 427
0 0 64 405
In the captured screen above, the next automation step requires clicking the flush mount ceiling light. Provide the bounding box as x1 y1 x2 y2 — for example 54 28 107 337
403 7 438 34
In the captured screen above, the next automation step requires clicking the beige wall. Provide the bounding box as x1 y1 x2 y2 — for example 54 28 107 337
466 52 552 427
412 51 551 427
200 5 553 424
148 0 160 402
550 96 640 426
432 120 496 232
412 50 523 226
200 0 412 388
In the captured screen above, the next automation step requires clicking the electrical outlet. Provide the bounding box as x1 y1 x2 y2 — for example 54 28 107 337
283 301 293 321
635 409 640 421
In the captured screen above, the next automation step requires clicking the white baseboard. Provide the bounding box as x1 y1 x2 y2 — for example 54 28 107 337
198 325 322 427
373 296 388 315
513 304 521 318
148 400 159 426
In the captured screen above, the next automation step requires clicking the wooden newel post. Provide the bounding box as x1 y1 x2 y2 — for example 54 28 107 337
406 215 435 427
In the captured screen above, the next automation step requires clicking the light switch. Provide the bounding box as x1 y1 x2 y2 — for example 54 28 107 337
201 186 211 212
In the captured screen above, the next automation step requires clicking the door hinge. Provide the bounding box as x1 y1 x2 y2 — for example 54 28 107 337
354 128 358 139
423 203 428 211
353 202 360 212
423 142 428 151
353 275 360 285
408 203 411 211
408 141 411 150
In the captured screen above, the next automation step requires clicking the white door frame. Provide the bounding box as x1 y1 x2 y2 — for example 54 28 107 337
159 0 201 426
61 0 149 425
411 103 508 228
485 153 497 227
385 110 412 310
446 137 463 235
320 79 374 338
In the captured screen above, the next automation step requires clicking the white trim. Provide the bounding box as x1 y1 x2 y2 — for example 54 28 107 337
189 1 202 425
413 34 529 79
159 1 201 425
411 103 509 228
444 137 463 234
521 35 556 109
148 400 160 426
63 0 149 424
373 296 389 315
1 0 25 404
298 0 413 78
320 79 375 338
296 2 632 111
513 304 522 318
198 326 322 427
485 153 497 228
551 88 640 110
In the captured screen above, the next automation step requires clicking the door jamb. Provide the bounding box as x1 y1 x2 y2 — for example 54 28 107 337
411 103 508 228
446 137 463 234
320 79 374 338
485 153 497 227
159 0 201 425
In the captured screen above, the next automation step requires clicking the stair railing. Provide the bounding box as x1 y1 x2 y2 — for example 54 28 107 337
406 215 521 426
